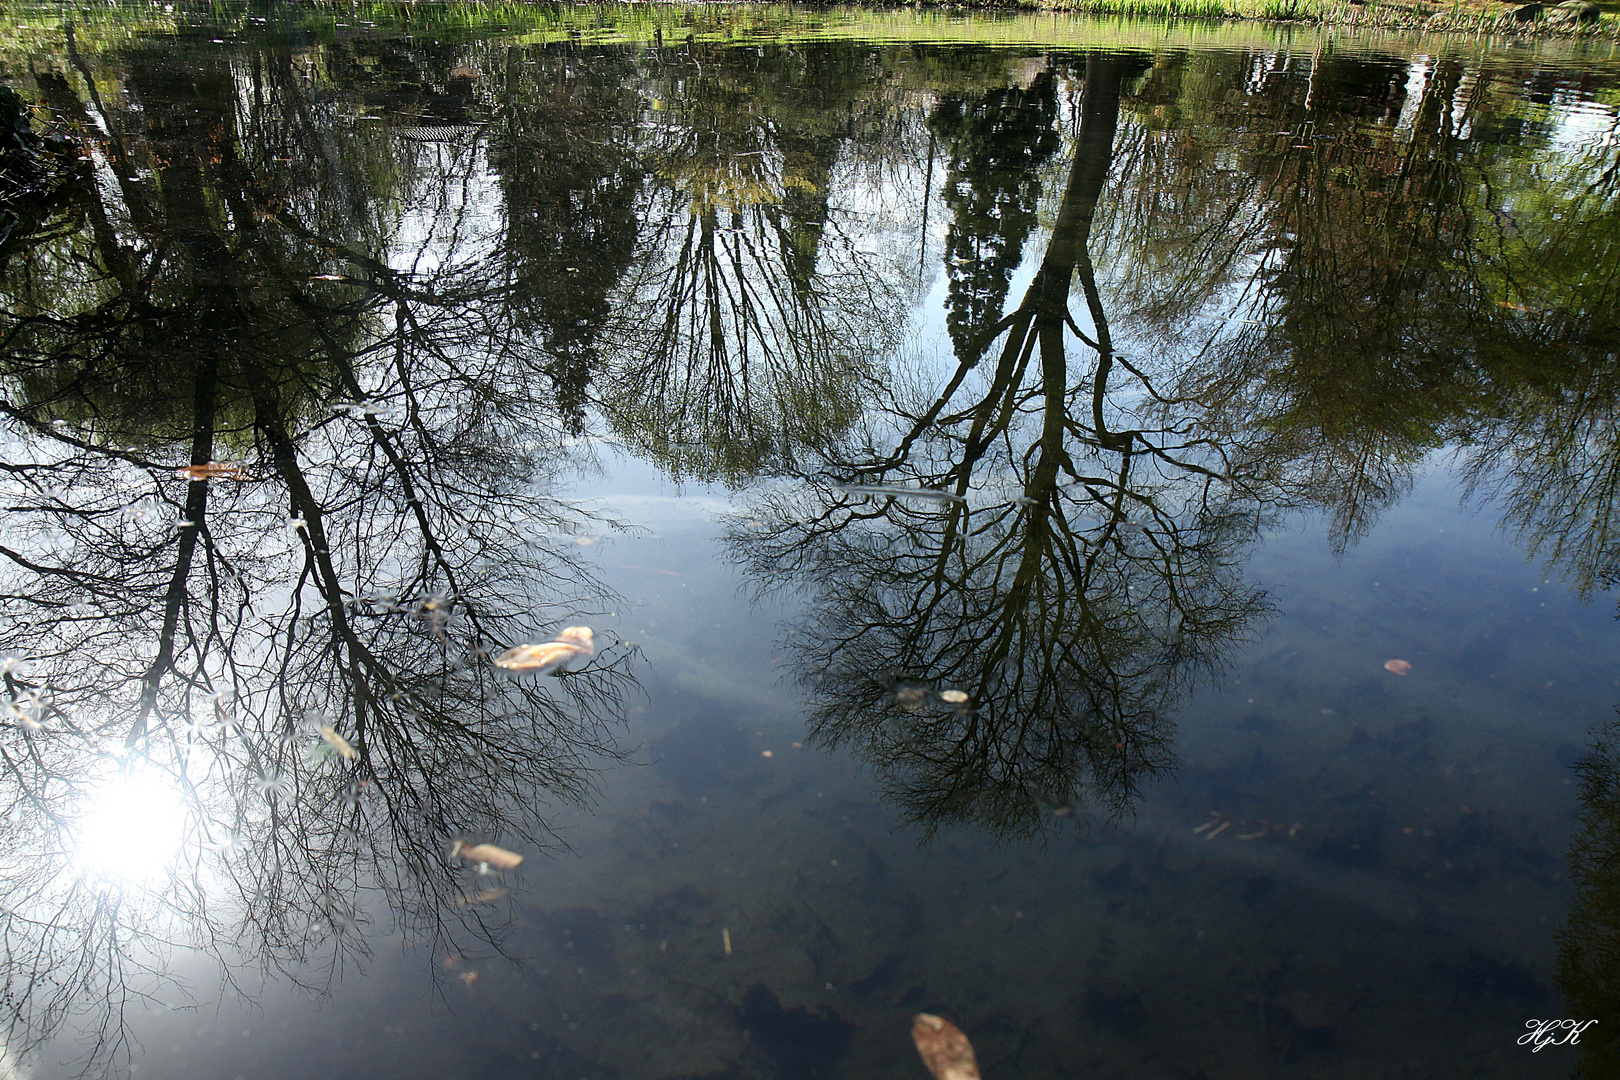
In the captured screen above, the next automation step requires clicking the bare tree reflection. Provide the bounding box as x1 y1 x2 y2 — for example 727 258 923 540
0 36 635 1074
599 45 912 484
728 55 1270 841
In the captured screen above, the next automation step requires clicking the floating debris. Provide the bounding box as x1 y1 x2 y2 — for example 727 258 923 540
1384 659 1412 675
309 273 348 282
1030 790 1077 819
938 689 969 705
454 887 509 907
493 626 595 674
317 725 357 760
722 927 732 956
175 461 251 482
1195 810 1302 840
834 483 966 504
330 400 393 418
912 1014 980 1080
450 840 523 870
760 750 774 758
894 686 930 712
458 970 479 986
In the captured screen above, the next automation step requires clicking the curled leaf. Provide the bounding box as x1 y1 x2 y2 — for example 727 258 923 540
912 1013 980 1080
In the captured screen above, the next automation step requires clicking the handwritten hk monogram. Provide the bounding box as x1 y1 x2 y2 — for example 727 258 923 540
1520 1019 1599 1051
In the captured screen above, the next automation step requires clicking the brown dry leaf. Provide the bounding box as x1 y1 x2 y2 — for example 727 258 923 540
175 461 251 482
552 626 596 654
912 1014 980 1080
494 626 596 673
317 725 358 760
493 641 582 672
450 840 523 870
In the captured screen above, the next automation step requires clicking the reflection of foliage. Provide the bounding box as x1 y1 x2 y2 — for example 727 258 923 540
1177 58 1494 554
0 81 84 264
1150 53 1620 563
600 46 911 484
0 38 635 1075
490 47 644 433
1557 719 1620 1077
731 56 1269 841
1458 128 1620 595
929 69 1061 363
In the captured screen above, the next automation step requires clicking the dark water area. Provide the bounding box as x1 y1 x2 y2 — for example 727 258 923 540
2 4 1620 1077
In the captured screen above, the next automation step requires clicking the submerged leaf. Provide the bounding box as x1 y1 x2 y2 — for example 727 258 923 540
912 1014 980 1080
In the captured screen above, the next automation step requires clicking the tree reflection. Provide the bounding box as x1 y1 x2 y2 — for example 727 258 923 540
1454 125 1620 596
0 37 635 1073
1158 50 1620 562
489 45 644 434
728 55 1271 841
929 68 1062 365
1557 719 1620 1076
7 18 1620 1072
599 45 912 484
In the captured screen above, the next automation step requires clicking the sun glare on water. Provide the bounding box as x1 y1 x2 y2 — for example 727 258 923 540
73 768 190 883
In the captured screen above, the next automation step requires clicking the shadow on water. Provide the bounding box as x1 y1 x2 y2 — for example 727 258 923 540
738 984 854 1080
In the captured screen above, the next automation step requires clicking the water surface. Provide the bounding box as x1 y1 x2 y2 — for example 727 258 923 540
1 6 1619 1078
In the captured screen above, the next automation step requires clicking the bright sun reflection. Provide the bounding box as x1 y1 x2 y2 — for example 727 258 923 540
73 768 190 883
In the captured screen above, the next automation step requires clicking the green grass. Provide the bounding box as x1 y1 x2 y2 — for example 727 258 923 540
0 0 1613 56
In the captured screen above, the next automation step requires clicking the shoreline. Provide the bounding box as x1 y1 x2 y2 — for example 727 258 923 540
856 0 1618 38
0 0 1615 49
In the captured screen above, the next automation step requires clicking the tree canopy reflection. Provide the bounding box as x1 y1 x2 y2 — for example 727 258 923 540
599 44 915 484
4 17 1620 1072
728 55 1274 841
725 45 1620 844
0 37 635 1073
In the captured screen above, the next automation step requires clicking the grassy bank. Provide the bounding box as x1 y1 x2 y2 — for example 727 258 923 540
300 0 1620 46
1025 0 1619 36
0 0 1616 58
328 0 1620 40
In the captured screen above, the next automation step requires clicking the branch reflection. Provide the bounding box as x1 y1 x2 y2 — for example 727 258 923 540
729 55 1272 841
599 44 915 484
0 37 636 1073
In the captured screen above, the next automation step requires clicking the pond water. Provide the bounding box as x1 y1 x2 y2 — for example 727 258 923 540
2 5 1620 1078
